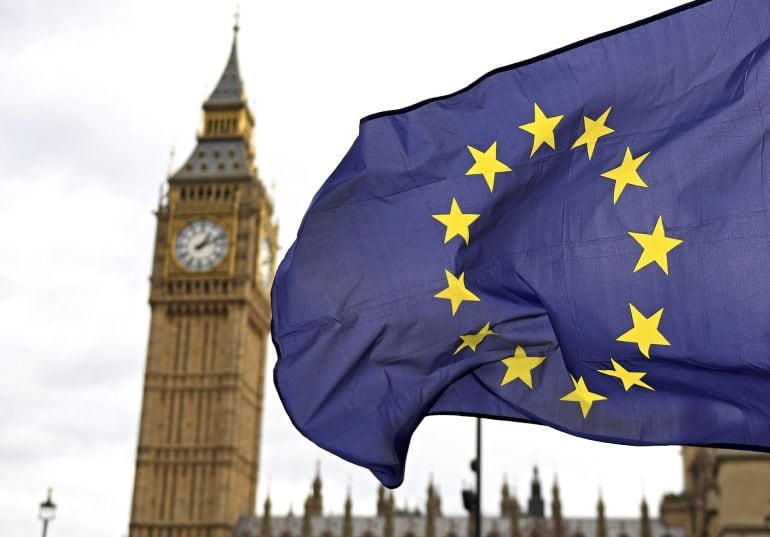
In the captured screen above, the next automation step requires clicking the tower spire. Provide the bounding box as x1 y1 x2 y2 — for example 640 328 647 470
309 462 323 516
261 493 273 537
500 476 511 517
426 474 442 537
527 465 544 518
640 496 651 537
205 25 245 106
343 489 353 537
171 20 256 181
596 490 607 537
377 484 387 517
551 476 563 537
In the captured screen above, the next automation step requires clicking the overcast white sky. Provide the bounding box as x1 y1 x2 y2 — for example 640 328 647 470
0 1 692 536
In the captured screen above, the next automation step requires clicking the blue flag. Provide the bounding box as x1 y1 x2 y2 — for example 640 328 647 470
272 0 770 487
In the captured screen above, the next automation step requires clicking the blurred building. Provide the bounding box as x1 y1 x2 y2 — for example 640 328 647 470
660 448 770 537
233 467 678 537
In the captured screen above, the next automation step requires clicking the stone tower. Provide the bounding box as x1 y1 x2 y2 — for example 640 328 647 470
262 496 273 537
377 485 388 517
426 479 442 537
509 494 521 537
596 493 607 537
343 492 353 537
500 479 512 518
128 23 277 537
550 478 563 537
527 466 545 518
640 497 650 537
308 464 324 516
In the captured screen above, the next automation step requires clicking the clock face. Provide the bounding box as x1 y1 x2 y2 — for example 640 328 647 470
257 235 273 288
175 219 229 272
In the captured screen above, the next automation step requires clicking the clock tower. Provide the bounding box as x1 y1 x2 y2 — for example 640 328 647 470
129 24 276 537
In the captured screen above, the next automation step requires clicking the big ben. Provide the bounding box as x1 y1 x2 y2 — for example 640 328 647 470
129 23 276 537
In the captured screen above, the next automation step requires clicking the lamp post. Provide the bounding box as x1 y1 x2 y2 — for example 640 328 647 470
38 488 56 537
461 418 482 537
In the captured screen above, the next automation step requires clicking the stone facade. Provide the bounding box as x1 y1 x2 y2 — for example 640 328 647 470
660 448 770 537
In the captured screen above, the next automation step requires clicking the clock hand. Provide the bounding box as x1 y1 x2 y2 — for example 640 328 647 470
194 233 211 250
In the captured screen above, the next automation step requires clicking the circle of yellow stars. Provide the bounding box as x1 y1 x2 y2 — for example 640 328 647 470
431 101 684 420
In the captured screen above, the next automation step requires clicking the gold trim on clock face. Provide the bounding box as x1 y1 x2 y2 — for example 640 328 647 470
174 219 229 272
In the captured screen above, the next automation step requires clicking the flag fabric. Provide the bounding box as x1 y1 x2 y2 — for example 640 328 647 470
271 0 770 487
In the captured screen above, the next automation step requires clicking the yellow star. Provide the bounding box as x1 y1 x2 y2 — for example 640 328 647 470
571 107 614 159
454 322 497 355
518 103 564 157
500 345 546 389
432 198 480 245
466 141 512 192
600 147 650 204
616 304 670 358
628 216 683 275
434 270 480 315
560 375 607 418
598 358 654 391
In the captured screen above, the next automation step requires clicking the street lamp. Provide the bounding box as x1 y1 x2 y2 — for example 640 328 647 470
38 488 56 537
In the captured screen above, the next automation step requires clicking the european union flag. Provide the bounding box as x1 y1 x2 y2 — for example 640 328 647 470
272 0 770 487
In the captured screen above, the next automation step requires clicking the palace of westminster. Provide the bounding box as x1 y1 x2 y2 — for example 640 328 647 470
127 22 770 537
